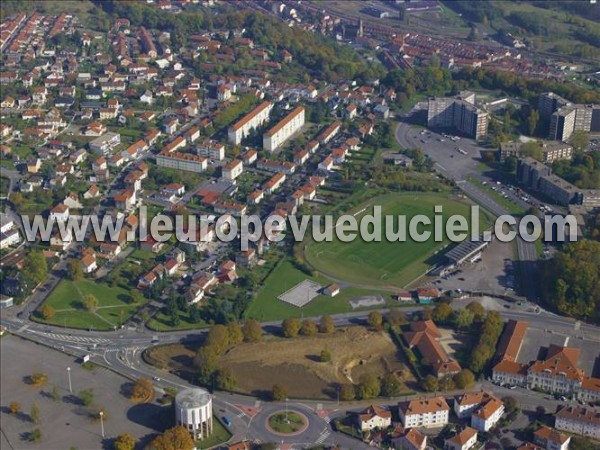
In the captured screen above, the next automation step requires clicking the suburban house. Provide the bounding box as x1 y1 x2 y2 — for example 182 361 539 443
391 428 427 450
356 405 392 432
454 392 505 432
444 427 478 450
532 426 571 450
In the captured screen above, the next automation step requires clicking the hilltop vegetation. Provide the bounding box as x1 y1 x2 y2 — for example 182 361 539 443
96 1 384 83
443 1 600 60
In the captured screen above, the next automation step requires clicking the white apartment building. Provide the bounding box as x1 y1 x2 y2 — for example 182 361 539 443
197 140 225 161
398 397 450 429
222 159 243 181
454 391 504 432
89 132 121 154
228 101 273 145
470 397 504 432
156 152 207 173
555 406 600 440
263 106 305 152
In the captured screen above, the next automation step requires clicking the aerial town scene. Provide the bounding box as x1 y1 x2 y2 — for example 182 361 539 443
0 0 599 449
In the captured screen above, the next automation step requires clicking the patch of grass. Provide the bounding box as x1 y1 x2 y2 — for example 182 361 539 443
35 279 143 330
304 192 490 288
146 309 208 332
245 259 394 322
268 412 306 433
467 176 526 216
197 416 232 449
0 176 10 197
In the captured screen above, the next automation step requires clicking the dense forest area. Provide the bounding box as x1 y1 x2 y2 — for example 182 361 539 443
540 240 600 325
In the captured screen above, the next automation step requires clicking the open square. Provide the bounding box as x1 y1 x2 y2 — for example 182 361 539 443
277 280 323 308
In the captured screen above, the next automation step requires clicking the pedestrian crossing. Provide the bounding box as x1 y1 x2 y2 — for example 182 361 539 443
31 330 111 345
314 427 331 445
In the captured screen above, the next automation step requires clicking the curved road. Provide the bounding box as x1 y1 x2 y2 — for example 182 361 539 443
2 294 599 446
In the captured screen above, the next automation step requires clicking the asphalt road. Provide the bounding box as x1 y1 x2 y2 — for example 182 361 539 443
2 295 598 446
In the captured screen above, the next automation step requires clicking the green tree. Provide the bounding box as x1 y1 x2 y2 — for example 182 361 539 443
30 403 40 424
271 384 288 401
50 386 60 402
83 294 99 312
571 130 590 153
421 375 439 392
527 109 539 135
215 368 237 391
320 349 331 362
149 425 195 450
300 319 318 336
28 372 47 387
339 384 355 401
195 345 219 384
206 324 230 354
455 308 475 329
520 141 543 161
28 428 42 442
227 322 244 345
432 303 453 323
79 388 94 407
242 320 262 342
67 259 83 281
9 401 20 414
367 311 383 330
23 251 48 288
282 318 301 338
356 374 381 400
466 302 485 320
381 373 401 397
319 315 335 333
454 369 476 389
114 433 136 450
41 304 55 320
386 309 407 328
131 378 154 403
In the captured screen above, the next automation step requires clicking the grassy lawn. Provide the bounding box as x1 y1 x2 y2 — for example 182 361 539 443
35 279 144 330
245 259 394 322
130 248 159 261
197 417 231 450
0 176 9 197
268 412 306 433
147 309 209 332
304 192 490 288
467 176 526 216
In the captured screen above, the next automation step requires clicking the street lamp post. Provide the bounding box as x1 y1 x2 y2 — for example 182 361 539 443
67 367 72 393
337 387 340 407
99 410 105 438
285 397 289 423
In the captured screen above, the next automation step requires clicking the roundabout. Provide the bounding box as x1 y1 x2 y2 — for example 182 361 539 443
266 410 309 436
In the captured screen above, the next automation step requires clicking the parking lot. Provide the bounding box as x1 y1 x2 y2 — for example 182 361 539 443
518 327 600 377
0 336 167 449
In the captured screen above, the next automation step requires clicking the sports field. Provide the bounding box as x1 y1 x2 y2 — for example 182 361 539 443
305 193 490 287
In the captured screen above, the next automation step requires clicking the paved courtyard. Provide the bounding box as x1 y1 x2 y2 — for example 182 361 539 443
278 280 323 308
0 336 168 449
